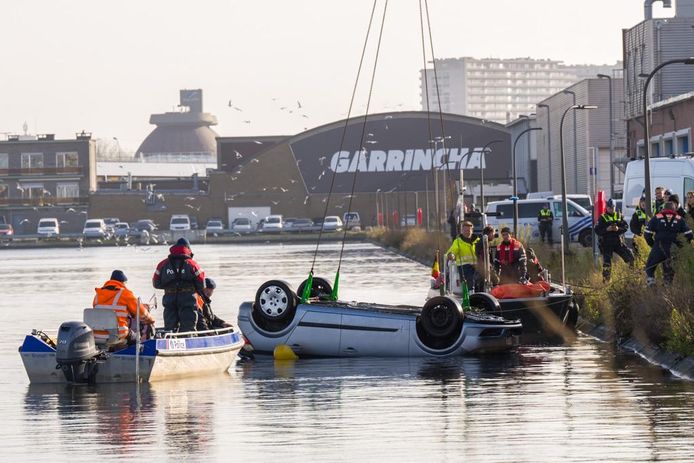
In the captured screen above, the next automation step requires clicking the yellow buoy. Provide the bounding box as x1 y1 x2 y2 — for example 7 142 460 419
273 344 298 361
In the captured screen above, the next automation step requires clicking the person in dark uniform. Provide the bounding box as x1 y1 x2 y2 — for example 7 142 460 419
537 203 554 244
643 202 693 286
595 198 634 281
630 196 648 256
195 277 232 331
153 237 207 332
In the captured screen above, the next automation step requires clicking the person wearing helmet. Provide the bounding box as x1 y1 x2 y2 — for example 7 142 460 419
152 237 206 332
595 198 634 281
644 201 693 286
195 277 232 331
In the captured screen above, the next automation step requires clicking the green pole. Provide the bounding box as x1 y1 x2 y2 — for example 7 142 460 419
300 271 314 304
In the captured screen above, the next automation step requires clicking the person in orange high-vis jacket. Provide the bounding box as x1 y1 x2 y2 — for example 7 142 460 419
93 270 155 345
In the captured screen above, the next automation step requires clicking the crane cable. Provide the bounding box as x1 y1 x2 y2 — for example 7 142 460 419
333 0 390 301
302 0 381 303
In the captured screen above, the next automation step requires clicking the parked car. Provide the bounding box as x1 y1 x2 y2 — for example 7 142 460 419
190 217 199 230
322 216 343 231
283 217 298 231
343 212 362 230
103 217 120 234
262 215 283 232
231 217 253 234
0 224 14 241
83 219 109 239
206 218 225 236
256 219 266 232
129 219 157 237
170 214 191 231
113 222 130 238
288 218 314 232
37 218 60 237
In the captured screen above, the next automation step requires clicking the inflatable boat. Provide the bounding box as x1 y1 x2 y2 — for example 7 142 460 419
238 278 522 357
431 261 578 341
20 309 244 384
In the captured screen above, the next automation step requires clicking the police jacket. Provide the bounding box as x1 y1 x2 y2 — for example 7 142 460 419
537 208 553 223
152 244 205 293
629 208 647 236
643 209 693 248
595 212 628 246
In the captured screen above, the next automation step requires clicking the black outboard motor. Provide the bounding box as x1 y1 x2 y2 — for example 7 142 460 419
55 321 104 384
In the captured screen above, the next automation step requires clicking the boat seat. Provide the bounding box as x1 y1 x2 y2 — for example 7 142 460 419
83 308 122 348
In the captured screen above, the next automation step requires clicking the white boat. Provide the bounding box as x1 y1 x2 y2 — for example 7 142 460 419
238 278 522 358
19 309 244 384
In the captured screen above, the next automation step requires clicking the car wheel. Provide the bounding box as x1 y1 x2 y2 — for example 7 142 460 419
468 292 501 313
297 276 333 300
419 296 463 338
254 280 297 322
578 229 592 247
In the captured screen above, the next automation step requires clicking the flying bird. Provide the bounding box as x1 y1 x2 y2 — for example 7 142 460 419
280 187 288 192
234 150 243 159
20 219 30 224
242 120 251 124
297 100 302 109
250 158 259 163
66 208 76 213
253 140 263 145
304 195 309 205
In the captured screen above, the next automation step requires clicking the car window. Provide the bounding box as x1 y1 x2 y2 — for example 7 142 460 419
552 202 583 217
517 203 544 218
267 217 280 224
39 220 56 227
85 221 102 228
171 218 189 225
495 204 513 219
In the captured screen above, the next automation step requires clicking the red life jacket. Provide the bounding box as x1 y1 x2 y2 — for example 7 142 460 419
497 238 521 266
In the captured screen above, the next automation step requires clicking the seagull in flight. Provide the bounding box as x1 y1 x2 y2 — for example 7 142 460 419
297 100 302 109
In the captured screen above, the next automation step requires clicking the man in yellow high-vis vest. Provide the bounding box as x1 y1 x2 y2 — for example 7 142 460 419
447 221 480 292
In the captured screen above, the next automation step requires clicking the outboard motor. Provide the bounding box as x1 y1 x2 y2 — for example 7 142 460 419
55 321 104 384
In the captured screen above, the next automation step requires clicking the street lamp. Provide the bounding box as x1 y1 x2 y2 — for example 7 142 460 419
597 74 615 198
641 57 694 217
563 90 579 192
512 127 542 235
537 103 552 191
560 104 598 254
479 139 503 211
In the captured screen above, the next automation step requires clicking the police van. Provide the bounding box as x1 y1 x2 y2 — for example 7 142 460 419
622 157 694 238
485 198 594 246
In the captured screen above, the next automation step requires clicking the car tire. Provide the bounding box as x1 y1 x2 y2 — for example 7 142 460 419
468 292 501 313
254 280 297 322
419 296 464 338
578 229 592 247
297 276 333 300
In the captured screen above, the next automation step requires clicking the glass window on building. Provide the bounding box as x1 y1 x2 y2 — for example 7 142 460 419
57 182 79 198
678 135 690 154
56 152 79 168
21 153 43 169
664 138 674 156
0 182 7 199
20 183 44 199
0 153 8 170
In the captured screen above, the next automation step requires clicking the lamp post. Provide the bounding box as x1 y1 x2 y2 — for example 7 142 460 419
537 103 552 191
563 90 578 192
479 139 502 211
512 127 542 236
641 57 694 217
597 74 615 198
560 104 598 253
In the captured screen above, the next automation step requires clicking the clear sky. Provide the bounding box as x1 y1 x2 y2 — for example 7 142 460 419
1 0 675 152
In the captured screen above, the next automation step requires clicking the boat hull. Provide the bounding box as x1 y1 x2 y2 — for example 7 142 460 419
19 330 244 384
238 300 521 358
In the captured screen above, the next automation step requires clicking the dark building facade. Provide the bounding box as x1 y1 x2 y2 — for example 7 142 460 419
0 132 96 232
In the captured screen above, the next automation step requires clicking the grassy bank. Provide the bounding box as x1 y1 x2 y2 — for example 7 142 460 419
368 227 694 357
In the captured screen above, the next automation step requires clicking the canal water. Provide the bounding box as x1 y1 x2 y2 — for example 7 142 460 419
1 242 694 462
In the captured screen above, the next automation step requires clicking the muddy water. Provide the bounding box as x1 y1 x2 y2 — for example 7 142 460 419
1 243 693 462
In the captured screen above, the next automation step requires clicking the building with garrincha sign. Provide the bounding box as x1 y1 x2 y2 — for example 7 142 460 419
211 111 516 227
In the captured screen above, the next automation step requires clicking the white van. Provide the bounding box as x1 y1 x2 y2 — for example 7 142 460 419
622 158 694 231
169 214 191 231
262 215 283 232
82 219 108 239
485 198 594 246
